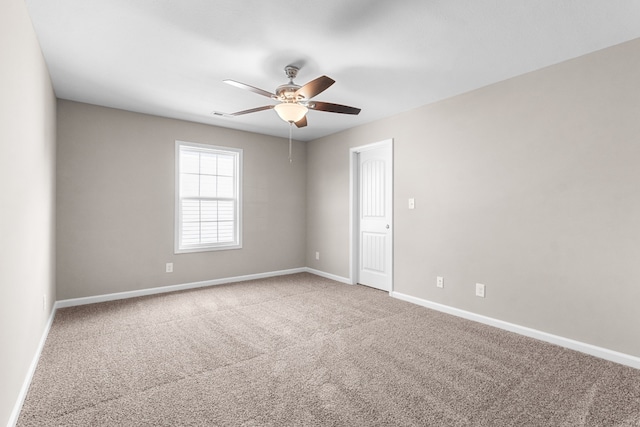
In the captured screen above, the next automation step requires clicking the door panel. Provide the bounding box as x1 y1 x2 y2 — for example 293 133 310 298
358 143 392 291
362 232 386 273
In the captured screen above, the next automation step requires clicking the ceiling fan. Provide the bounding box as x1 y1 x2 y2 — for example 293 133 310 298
220 65 361 128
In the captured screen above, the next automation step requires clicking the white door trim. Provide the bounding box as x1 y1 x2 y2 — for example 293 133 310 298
349 139 394 291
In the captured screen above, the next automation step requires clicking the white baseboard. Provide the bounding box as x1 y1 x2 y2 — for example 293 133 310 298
304 268 352 285
55 267 308 308
391 291 640 370
8 306 57 427
54 267 352 310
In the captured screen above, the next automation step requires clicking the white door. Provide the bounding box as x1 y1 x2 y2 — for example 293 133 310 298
357 143 392 291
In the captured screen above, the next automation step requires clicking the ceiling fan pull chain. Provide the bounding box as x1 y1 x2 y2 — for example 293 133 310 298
289 122 293 163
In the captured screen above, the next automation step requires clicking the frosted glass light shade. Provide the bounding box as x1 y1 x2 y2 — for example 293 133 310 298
274 103 308 123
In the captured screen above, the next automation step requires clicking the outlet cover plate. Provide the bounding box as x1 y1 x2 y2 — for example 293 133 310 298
475 283 485 298
436 276 444 288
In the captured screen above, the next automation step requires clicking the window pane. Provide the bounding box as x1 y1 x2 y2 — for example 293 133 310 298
201 221 218 244
180 174 199 198
218 176 234 198
218 154 235 176
200 175 217 198
218 221 234 242
181 199 200 223
218 201 234 221
200 152 217 175
180 149 200 174
181 221 200 245
201 200 217 222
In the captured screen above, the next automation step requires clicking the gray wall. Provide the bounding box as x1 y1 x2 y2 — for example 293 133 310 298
56 101 306 300
0 0 57 425
307 38 640 358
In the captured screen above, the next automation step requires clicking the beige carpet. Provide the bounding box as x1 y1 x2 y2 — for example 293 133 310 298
17 273 640 426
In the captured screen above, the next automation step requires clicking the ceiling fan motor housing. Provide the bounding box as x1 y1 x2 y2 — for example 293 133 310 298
276 83 303 102
276 66 305 102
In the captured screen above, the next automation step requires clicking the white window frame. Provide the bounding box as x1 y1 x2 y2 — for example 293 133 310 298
175 140 243 253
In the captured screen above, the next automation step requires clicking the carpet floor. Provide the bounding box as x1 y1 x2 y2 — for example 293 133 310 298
17 273 640 426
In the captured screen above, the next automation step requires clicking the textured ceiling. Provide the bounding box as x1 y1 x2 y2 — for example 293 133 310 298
25 0 640 141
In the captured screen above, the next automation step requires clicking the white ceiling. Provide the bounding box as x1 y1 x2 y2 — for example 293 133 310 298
25 0 640 142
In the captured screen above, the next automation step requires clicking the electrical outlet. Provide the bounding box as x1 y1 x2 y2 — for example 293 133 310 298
315 252 320 260
436 276 444 288
166 262 173 273
408 198 415 209
475 283 486 298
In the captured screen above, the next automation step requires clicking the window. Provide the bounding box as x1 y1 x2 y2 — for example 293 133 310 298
175 141 242 253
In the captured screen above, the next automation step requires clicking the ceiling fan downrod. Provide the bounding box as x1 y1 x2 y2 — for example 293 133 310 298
284 65 299 82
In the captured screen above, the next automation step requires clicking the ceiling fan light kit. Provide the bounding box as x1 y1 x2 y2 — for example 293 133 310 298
274 102 308 123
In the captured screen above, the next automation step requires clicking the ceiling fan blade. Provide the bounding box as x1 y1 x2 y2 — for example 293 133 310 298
295 76 335 100
229 105 275 116
224 80 276 99
309 101 361 115
294 116 307 128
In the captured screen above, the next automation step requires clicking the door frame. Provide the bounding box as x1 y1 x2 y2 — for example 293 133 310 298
349 138 394 291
